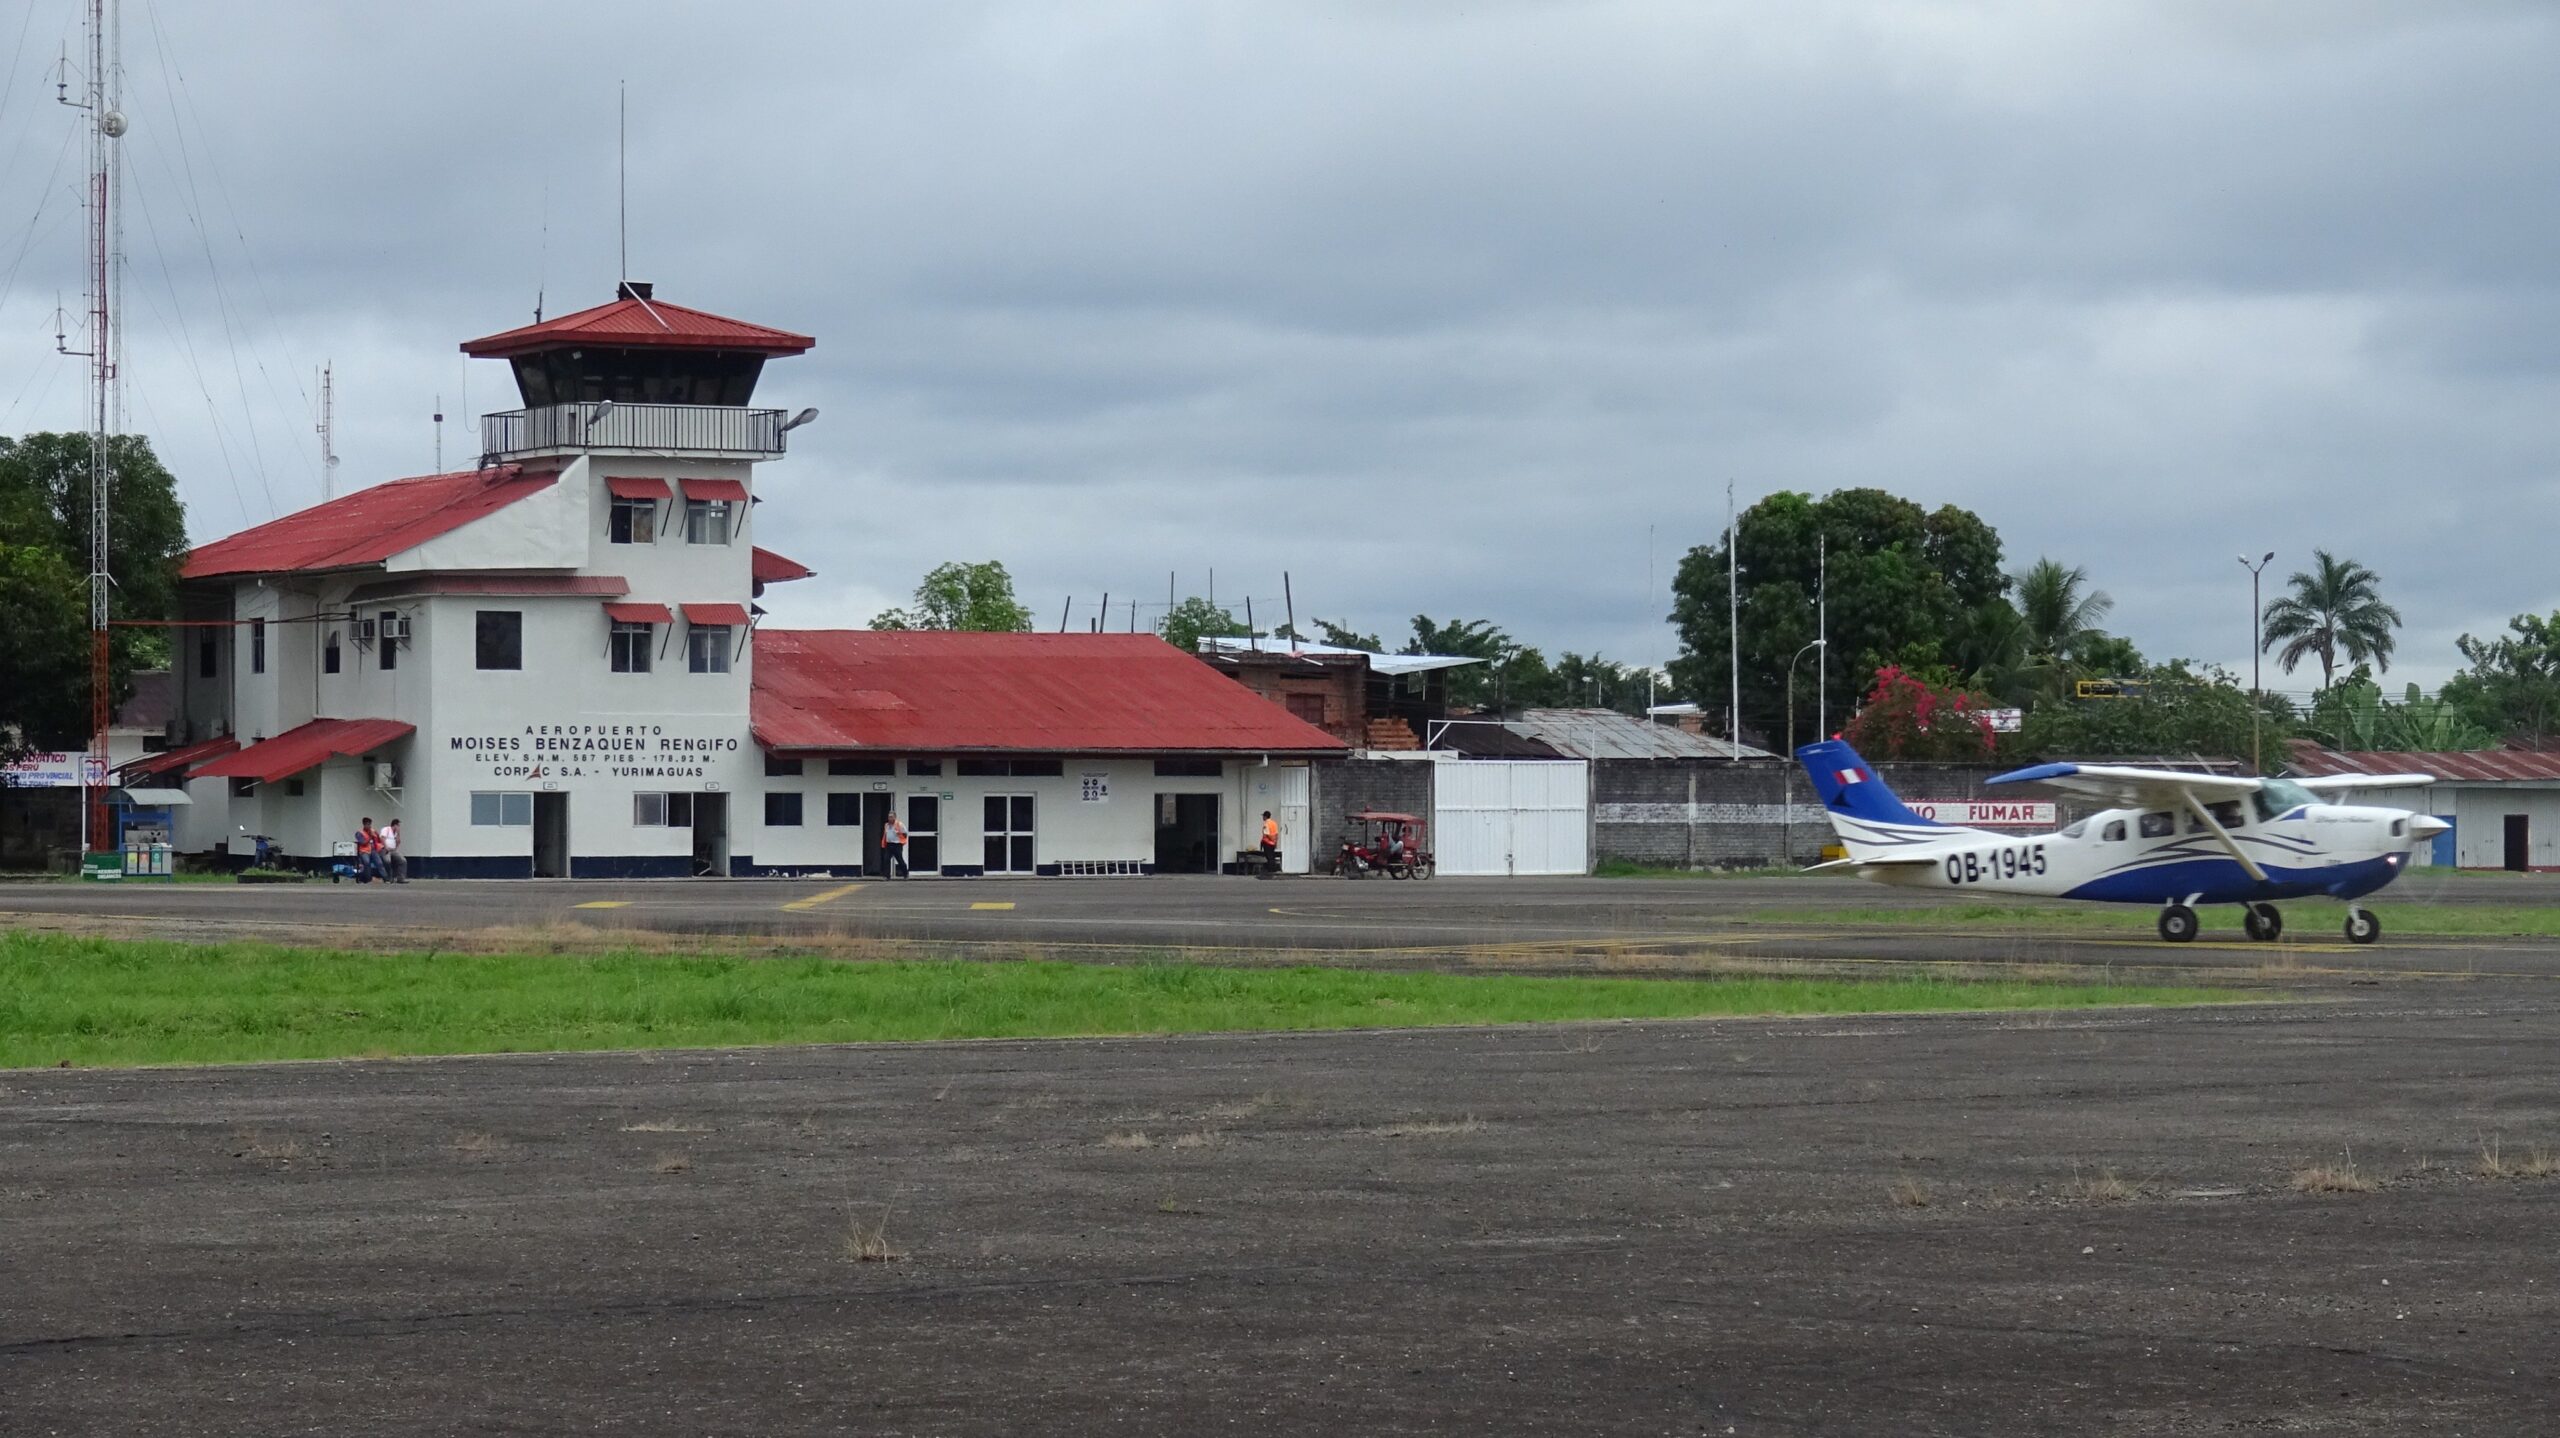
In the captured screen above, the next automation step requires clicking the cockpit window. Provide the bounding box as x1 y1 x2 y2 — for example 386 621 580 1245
2060 819 2088 839
2102 820 2127 842
2138 812 2174 839
2256 778 2317 817
2187 800 2248 833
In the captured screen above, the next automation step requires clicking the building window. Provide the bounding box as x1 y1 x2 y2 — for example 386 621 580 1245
957 757 1063 778
1285 693 1324 725
827 792 861 827
380 610 399 671
609 496 657 544
471 791 533 826
764 755 804 777
827 757 894 776
635 792 666 826
198 634 218 678
906 759 941 776
1153 758 1222 778
285 779 305 797
984 794 1036 873
688 625 732 674
610 621 653 674
249 619 267 674
229 777 256 799
684 499 732 545
324 632 341 674
764 791 803 827
667 792 694 827
476 611 523 671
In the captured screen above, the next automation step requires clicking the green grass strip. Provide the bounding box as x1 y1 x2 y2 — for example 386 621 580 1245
0 932 2230 1070
1733 898 2560 937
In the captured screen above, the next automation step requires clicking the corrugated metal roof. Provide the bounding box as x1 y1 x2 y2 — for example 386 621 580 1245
460 297 814 358
2287 746 2560 782
1507 708 1776 761
342 575 629 604
752 631 1348 755
194 718 415 784
182 467 555 579
1195 636 1482 675
751 546 814 585
116 734 238 781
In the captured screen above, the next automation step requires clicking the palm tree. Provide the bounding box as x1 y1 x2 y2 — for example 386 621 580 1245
2260 550 2402 690
2014 559 2114 666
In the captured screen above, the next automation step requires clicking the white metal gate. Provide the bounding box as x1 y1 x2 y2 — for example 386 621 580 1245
1240 764 1313 873
1432 759 1589 876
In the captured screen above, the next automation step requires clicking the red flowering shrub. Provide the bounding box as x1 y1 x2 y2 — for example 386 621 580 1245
1840 665 1997 761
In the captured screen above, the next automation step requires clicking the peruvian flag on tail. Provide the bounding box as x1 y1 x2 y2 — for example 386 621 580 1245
1836 768 1866 786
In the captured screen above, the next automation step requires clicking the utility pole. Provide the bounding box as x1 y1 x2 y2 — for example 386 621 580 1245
56 0 121 857
2239 552 2276 773
1817 534 1827 744
317 364 341 494
1727 481 1740 762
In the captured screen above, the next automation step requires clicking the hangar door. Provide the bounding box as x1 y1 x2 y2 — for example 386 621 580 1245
1433 759 1589 876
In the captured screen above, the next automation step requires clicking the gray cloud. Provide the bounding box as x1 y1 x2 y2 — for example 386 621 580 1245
3 0 2555 695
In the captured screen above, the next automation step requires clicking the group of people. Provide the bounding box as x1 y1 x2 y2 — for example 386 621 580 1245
353 816 406 883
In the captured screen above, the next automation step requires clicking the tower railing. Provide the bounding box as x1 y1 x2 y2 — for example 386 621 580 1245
478 402 788 462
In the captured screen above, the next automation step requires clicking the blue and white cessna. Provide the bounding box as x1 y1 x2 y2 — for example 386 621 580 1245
1794 738 2446 944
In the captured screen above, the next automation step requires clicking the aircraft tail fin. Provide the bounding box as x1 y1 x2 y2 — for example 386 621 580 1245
1794 739 1957 860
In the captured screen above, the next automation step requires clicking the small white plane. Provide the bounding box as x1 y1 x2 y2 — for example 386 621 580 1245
1794 738 2447 944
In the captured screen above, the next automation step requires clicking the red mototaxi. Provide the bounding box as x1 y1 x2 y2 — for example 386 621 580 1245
1331 811 1435 880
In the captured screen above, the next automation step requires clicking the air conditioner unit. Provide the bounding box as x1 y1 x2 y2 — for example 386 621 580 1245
371 762 400 790
354 618 378 643
384 616 412 643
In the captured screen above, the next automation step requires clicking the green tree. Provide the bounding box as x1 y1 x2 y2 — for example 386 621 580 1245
1312 617 1381 651
2012 660 2286 762
2443 611 2560 747
1403 616 1516 707
1667 489 2012 740
1157 596 1251 652
0 433 190 751
2259 549 2402 690
869 560 1035 632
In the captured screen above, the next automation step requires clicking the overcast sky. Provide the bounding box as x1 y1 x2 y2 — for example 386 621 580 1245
3 0 2555 698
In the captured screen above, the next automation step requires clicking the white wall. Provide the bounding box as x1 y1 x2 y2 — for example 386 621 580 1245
2450 787 2560 869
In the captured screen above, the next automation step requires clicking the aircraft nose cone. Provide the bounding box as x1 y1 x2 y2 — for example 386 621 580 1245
2410 815 2451 838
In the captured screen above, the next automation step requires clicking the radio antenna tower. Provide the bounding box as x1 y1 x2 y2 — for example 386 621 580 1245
316 363 341 496
55 0 122 854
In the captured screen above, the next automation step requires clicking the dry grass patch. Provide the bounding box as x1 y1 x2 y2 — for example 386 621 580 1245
2475 1138 2560 1179
1888 1176 1932 1209
2519 1146 2560 1178
1168 1130 1221 1150
842 1208 903 1263
232 1128 305 1162
2292 1152 2380 1195
652 1152 692 1175
1360 1117 1486 1139
620 1119 709 1135
1201 1093 1275 1121
450 1131 507 1158
1101 1131 1155 1150
2063 1166 2138 1204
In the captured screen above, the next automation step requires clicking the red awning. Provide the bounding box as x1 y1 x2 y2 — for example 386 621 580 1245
193 718 416 784
751 546 814 584
117 734 240 781
682 478 748 503
605 476 672 500
683 602 752 626
604 601 674 624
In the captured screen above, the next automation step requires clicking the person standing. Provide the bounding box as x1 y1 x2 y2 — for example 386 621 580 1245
380 819 406 884
1260 810 1281 869
881 809 909 878
354 817 379 883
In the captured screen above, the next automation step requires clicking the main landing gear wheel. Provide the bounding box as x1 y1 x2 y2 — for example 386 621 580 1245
2243 903 2284 943
2157 904 2200 943
2344 908 2381 945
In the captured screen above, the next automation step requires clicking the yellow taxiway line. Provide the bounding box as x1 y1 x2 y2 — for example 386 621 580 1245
970 901 1016 911
782 882 866 912
572 901 629 910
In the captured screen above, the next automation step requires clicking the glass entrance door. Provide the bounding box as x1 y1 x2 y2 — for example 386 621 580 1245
907 796 939 874
983 794 1034 874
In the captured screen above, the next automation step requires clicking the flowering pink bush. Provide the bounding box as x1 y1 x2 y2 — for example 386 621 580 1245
1840 665 1997 761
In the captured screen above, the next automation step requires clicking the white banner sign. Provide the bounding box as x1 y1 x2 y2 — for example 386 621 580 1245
1078 772 1110 803
1 752 107 788
1907 799 2054 827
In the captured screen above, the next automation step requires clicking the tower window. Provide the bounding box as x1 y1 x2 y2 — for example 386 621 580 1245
684 499 732 545
324 632 341 674
476 611 523 671
610 621 653 674
688 625 732 674
609 497 657 544
249 619 267 674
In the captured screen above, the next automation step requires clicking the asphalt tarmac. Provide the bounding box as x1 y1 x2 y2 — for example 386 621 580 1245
6 988 2557 1434
4 870 2557 981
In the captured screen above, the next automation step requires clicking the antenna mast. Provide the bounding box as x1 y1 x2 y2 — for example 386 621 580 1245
56 0 121 854
316 362 340 495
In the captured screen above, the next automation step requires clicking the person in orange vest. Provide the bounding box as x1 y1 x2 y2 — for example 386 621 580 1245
881 809 910 879
354 817 379 883
1259 811 1280 864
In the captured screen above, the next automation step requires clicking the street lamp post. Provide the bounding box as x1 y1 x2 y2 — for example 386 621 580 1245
2238 552 2275 773
1783 639 1827 866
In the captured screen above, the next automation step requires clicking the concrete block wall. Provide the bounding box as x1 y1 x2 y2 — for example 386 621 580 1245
1310 758 1435 854
1591 759 2102 870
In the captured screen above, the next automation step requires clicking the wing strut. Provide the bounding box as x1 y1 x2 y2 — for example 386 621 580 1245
2178 791 2267 883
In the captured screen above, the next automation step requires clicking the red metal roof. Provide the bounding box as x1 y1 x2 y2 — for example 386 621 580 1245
116 734 238 781
604 476 672 500
751 546 814 585
683 602 752 626
183 467 556 580
2286 744 2560 783
459 297 814 359
344 575 629 603
751 631 1349 755
193 718 416 784
682 477 748 502
605 601 673 624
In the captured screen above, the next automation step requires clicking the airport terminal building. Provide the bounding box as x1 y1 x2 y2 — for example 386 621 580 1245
144 289 1342 877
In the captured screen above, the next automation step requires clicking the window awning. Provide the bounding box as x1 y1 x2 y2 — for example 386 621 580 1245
604 601 674 624
682 478 748 503
683 602 752 626
113 786 193 807
117 734 239 782
604 476 673 500
193 718 416 784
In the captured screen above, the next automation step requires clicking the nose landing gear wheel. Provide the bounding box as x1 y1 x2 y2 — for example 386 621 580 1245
2158 904 2200 943
2344 908 2381 945
2243 904 2283 942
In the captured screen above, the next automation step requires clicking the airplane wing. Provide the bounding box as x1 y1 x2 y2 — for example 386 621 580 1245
1983 761 2260 810
2293 774 2437 793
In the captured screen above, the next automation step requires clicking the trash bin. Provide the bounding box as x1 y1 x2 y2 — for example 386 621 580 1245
122 843 174 878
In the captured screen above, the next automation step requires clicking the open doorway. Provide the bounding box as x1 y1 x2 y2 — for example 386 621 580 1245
2503 813 2530 871
906 795 940 874
1154 793 1220 874
859 792 895 876
533 792 570 877
691 792 729 876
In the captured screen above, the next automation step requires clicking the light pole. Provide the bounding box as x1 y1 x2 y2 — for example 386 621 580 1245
1783 639 1827 866
2238 552 2275 773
